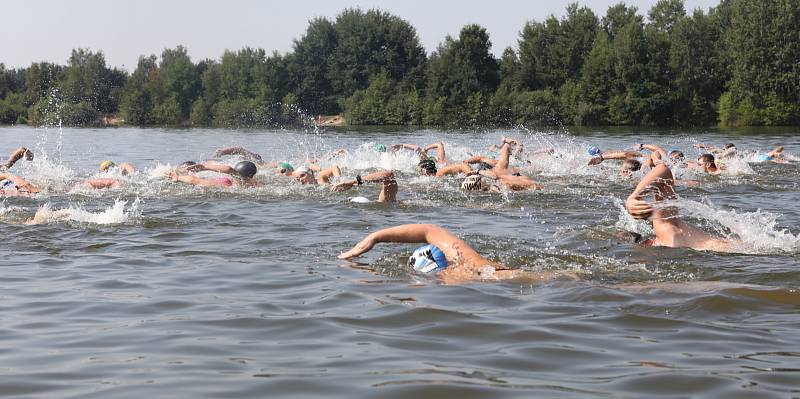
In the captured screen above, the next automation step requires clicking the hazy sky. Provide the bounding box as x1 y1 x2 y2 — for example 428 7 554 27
2 0 719 71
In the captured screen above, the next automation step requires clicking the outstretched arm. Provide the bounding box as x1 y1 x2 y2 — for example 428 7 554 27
588 150 643 165
213 147 263 162
167 171 230 187
200 161 236 175
339 224 448 259
0 172 41 193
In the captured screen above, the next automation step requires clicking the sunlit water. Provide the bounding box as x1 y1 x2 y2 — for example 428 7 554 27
1 125 799 398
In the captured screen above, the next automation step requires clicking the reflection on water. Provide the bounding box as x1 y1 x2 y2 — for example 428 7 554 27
1 126 799 398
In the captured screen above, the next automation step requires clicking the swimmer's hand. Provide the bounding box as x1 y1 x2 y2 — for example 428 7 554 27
625 195 653 219
587 156 603 166
331 180 356 192
183 163 205 173
167 171 180 182
338 235 376 259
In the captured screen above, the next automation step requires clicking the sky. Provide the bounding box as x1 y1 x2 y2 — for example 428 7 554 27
2 0 720 71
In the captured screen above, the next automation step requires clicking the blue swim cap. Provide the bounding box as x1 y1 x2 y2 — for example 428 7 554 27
757 154 773 162
0 179 16 191
587 146 601 156
373 143 387 152
408 244 448 273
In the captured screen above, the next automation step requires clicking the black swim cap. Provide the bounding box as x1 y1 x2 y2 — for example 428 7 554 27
180 161 197 167
418 159 437 175
234 161 257 178
475 162 493 171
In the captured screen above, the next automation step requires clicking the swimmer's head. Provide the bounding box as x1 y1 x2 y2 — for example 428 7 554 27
587 146 602 157
293 166 315 184
277 162 294 176
461 173 490 191
724 143 736 150
698 153 716 168
373 143 387 152
668 149 684 162
474 162 494 171
408 244 448 273
418 159 437 176
617 231 645 244
0 179 16 191
619 159 641 177
180 161 197 167
99 160 116 172
233 161 257 179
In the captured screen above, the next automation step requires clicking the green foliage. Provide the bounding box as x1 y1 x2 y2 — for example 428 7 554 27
2 2 799 128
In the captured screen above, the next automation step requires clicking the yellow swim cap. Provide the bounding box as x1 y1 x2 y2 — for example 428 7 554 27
99 160 116 171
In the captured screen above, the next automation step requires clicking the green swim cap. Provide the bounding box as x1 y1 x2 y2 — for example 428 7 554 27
373 143 387 152
278 162 294 172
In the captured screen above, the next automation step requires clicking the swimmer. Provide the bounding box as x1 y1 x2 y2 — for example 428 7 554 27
693 143 737 159
461 141 542 191
99 160 136 176
620 163 737 252
73 178 124 190
757 146 788 163
1 147 33 171
695 153 722 175
293 163 341 185
330 170 398 203
167 160 260 188
390 143 442 175
587 149 644 176
0 172 40 195
339 223 574 284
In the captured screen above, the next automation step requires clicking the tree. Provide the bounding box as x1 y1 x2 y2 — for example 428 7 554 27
426 24 499 114
289 17 338 114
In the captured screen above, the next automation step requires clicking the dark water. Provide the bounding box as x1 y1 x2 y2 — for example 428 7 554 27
1 126 799 398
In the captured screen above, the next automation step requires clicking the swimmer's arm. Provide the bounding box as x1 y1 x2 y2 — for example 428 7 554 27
338 224 443 259
589 150 641 166
463 156 496 165
331 170 395 191
4 147 33 169
213 147 263 162
423 142 447 163
496 143 512 171
436 163 472 177
200 161 236 175
626 164 675 218
501 137 524 158
168 172 225 188
316 166 341 183
0 172 40 193
390 144 423 154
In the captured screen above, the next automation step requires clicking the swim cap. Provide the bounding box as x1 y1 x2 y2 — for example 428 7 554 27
474 162 493 171
757 154 773 162
180 160 197 167
408 244 448 273
461 174 486 191
296 166 313 176
418 159 437 175
233 161 257 178
99 160 116 171
668 149 682 156
0 179 16 191
350 196 371 203
373 143 387 152
587 146 601 156
279 162 294 172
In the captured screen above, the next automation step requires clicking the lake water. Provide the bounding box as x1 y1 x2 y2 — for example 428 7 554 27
1 125 799 398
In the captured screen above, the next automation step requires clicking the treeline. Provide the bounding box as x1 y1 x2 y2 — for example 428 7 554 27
1 0 798 128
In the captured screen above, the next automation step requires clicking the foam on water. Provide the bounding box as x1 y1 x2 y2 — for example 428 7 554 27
674 198 800 254
26 198 142 226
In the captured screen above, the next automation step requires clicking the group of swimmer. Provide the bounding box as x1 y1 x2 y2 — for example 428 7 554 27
0 137 791 284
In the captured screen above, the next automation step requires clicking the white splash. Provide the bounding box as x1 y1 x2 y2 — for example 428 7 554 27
26 198 142 226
